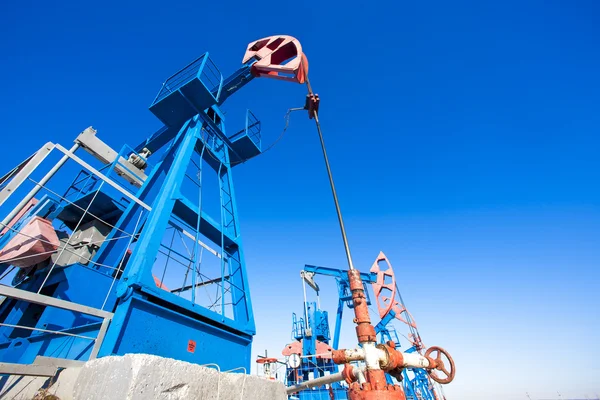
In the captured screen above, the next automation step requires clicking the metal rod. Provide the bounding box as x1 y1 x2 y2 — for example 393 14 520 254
286 365 365 394
305 78 355 271
302 275 310 333
0 323 95 341
0 143 79 230
0 143 54 207
101 209 144 310
170 274 230 294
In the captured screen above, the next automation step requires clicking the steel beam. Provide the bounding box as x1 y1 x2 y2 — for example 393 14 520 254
54 144 152 212
0 143 54 206
303 264 377 283
33 356 85 369
0 285 113 319
0 362 57 377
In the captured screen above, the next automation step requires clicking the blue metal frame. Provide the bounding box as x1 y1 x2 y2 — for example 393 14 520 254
0 51 269 376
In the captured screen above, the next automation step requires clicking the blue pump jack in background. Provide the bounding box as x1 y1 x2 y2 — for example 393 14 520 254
281 264 442 400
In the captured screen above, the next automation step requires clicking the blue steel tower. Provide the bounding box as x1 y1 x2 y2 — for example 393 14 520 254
0 36 309 379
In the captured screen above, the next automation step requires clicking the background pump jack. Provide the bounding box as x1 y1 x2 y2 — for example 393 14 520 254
281 252 449 400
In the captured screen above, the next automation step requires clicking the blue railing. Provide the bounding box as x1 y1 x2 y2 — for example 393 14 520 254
228 110 261 149
152 53 223 106
245 110 261 149
292 312 305 340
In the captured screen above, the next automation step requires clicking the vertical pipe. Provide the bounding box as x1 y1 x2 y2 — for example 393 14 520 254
218 162 226 319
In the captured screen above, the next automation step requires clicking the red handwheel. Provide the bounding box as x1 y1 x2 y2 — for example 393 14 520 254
425 346 456 384
256 357 278 364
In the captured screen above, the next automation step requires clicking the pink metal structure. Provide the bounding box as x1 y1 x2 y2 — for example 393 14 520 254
282 340 333 359
370 251 418 330
243 35 309 84
0 216 59 269
0 198 38 236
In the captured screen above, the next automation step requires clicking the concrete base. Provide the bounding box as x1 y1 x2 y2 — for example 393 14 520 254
0 354 287 400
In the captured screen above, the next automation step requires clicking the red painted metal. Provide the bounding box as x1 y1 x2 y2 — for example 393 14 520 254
152 275 170 291
243 35 308 84
334 269 406 400
282 339 332 358
316 340 333 358
348 381 407 400
256 357 279 364
282 340 302 356
341 363 357 384
0 216 59 268
334 267 455 398
377 342 404 371
348 269 377 343
424 346 456 384
370 251 418 330
0 198 38 236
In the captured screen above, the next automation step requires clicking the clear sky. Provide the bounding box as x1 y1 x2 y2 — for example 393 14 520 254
1 1 599 399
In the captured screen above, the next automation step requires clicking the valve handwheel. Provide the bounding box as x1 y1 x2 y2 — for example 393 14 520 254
425 346 455 384
256 357 278 364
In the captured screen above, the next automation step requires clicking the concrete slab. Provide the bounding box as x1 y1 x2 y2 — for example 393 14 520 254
0 354 286 399
73 353 287 400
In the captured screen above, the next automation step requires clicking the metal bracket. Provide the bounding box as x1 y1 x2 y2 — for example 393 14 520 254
75 127 147 187
300 271 319 292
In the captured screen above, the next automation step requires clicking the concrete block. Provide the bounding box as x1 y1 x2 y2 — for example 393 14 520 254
74 353 287 400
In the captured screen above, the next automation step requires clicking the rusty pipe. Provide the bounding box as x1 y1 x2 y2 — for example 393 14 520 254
333 346 438 371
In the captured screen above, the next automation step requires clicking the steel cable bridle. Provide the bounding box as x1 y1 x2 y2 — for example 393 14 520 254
304 76 355 271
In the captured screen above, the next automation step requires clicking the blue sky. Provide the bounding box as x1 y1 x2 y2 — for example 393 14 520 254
1 1 599 399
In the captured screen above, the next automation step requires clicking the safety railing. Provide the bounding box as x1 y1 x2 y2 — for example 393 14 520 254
151 217 234 319
0 285 113 377
63 169 101 201
0 143 55 210
291 313 305 340
152 53 223 105
245 110 261 149
228 110 262 150
201 55 223 101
